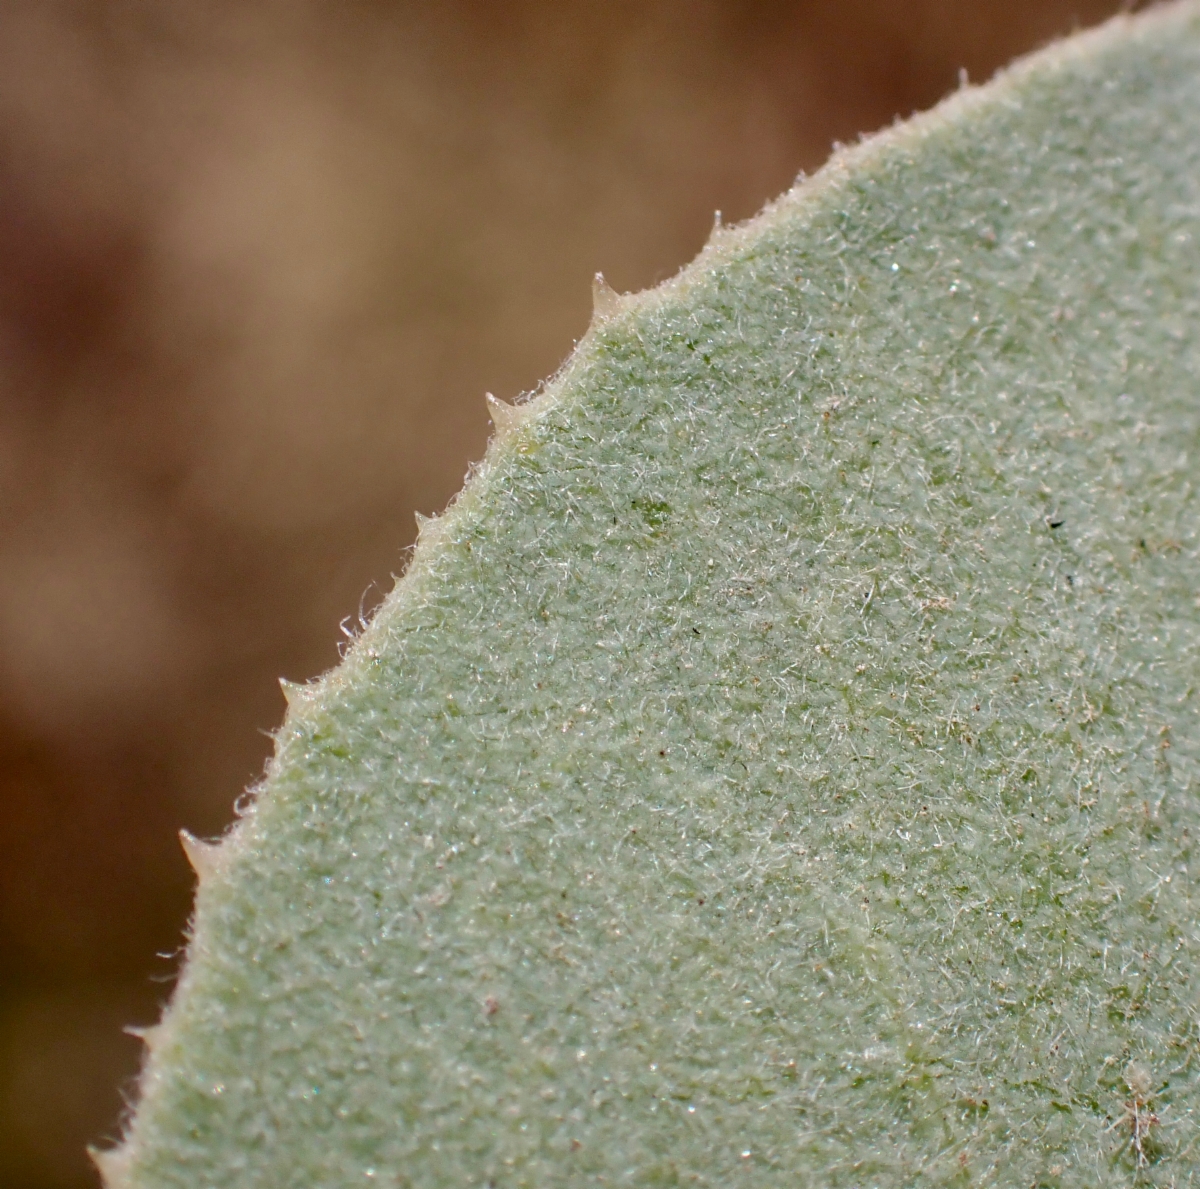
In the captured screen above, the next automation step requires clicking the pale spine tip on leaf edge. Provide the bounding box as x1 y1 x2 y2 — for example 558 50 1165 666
279 677 306 706
89 1144 132 1189
485 391 523 439
124 1022 165 1051
590 271 622 325
179 829 222 884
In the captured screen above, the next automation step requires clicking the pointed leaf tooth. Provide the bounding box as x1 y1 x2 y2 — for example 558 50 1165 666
414 509 449 549
485 391 523 439
124 1022 166 1051
279 677 305 706
705 209 729 251
179 829 222 884
88 1144 132 1189
590 271 622 325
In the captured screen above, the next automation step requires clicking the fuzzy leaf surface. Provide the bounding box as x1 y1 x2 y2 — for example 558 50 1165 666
111 6 1200 1185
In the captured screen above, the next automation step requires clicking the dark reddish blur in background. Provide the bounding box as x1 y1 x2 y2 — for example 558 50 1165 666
0 2 1135 1185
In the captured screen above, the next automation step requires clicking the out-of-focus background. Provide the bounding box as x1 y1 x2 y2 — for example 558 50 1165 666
0 2 1137 1185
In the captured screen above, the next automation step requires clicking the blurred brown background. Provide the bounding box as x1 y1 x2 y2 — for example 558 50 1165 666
0 2 1136 1185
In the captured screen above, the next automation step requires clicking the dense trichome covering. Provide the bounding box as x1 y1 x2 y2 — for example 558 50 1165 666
102 5 1200 1186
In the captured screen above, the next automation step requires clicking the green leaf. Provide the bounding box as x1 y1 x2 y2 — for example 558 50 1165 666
99 5 1200 1185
